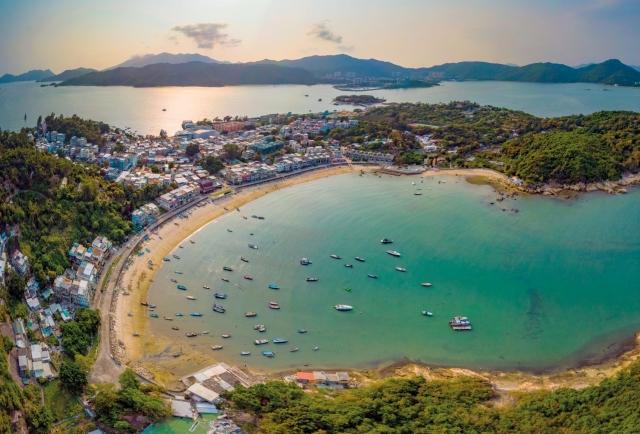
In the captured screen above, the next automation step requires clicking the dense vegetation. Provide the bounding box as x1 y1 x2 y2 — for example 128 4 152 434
60 308 100 357
226 360 640 433
43 112 110 145
334 95 385 105
37 67 97 82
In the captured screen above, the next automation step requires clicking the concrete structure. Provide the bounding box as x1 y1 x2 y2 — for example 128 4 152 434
132 203 160 227
11 250 29 276
157 185 200 211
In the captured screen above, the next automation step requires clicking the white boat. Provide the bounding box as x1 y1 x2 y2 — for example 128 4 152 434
421 282 432 287
334 304 353 311
421 311 433 316
395 266 406 272
387 250 401 257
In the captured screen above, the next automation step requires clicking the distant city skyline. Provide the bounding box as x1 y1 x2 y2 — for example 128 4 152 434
1 0 639 75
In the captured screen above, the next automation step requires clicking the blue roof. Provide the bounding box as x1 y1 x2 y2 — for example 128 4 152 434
195 403 219 414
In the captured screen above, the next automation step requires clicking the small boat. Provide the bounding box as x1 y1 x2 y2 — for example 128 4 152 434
145 248 151 253
289 348 299 352
298 329 307 333
395 267 406 272
175 271 183 274
172 326 180 330
415 192 422 196
334 305 353 311
177 285 187 290
241 257 249 262
203 285 210 289
221 277 230 282
258 216 265 220
149 304 157 308
127 313 133 317
133 333 139 337
213 304 225 313
244 275 253 280
246 312 257 317
148 259 154 265
387 250 401 257
173 255 180 259
355 257 365 262
381 238 393 244
421 311 433 316
227 229 233 232
252 215 258 218
141 301 149 306
269 304 280 309
262 351 275 357
345 264 353 268
254 339 269 345
164 317 173 321
162 108 166 111
421 282 432 287
253 324 265 330
412 182 416 185
318 98 322 101
248 244 258 249
212 345 223 350
330 254 341 259
179 245 183 248
150 314 159 318
313 347 319 351
306 277 318 282
344 287 351 291
368 274 378 279
450 316 472 330
269 284 280 290
173 352 181 358
300 258 311 265
187 296 196 300
240 351 251 356
163 258 171 261
273 338 288 344
223 266 233 271
175 313 183 317
243 216 247 219
186 332 198 337
221 334 231 338
190 312 203 316
171 278 177 283
190 239 195 244
202 330 209 334
214 292 227 299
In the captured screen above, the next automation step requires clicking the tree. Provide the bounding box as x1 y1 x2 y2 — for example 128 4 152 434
201 156 224 175
74 354 92 371
60 322 90 357
159 129 167 138
150 164 160 173
114 421 134 433
6 270 26 301
119 368 141 390
25 404 55 434
185 143 200 157
114 143 125 153
223 143 242 160
2 335 14 352
93 383 122 423
59 361 88 393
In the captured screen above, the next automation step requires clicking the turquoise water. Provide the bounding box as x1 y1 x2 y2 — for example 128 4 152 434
147 174 640 373
1 81 639 135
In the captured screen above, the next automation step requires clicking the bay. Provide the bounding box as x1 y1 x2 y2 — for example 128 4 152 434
1 81 639 136
147 174 640 373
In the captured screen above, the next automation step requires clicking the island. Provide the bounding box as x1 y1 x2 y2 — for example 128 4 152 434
332 94 386 105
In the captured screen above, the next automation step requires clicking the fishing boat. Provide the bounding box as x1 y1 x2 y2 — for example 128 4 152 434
244 275 253 280
289 348 299 352
421 282 432 287
300 258 311 265
186 332 198 337
240 351 251 356
173 255 180 259
245 311 257 317
221 277 230 282
368 274 378 278
177 285 187 290
306 277 318 282
254 339 269 345
262 351 275 357
241 257 249 262
269 284 280 290
190 312 203 316
203 285 210 289
171 278 178 283
175 313 183 317
449 316 472 330
212 345 223 350
330 254 341 259
344 287 351 291
253 324 265 330
355 257 365 262
213 304 225 313
163 258 171 261
175 271 183 274
387 250 401 257
381 238 393 244
172 326 180 330
187 296 196 300
334 305 353 311
221 334 231 338
395 267 406 272
202 331 209 334
214 292 227 299
421 311 433 316
164 317 173 321
141 301 149 306
298 329 307 333
273 338 288 344
269 303 280 309
248 244 258 249
150 313 158 318
223 266 233 271
345 264 353 268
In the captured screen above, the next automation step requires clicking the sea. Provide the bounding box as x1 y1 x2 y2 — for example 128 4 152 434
1 81 639 136
146 174 640 373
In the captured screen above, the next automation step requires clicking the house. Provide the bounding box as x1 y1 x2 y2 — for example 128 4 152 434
157 185 200 211
18 348 28 377
296 372 315 384
132 203 160 227
313 371 327 384
11 250 29 276
91 236 112 263
187 383 220 403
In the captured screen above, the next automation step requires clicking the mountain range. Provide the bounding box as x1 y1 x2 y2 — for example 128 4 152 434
38 67 97 82
106 52 229 70
0 69 54 84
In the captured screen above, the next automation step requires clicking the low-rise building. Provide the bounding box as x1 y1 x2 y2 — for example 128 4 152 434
132 203 160 227
11 250 29 276
157 185 200 211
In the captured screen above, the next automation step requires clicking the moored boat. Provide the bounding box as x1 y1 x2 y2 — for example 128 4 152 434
171 278 177 283
190 312 203 316
221 334 231 338
150 313 158 318
273 338 288 343
190 239 195 244
330 254 341 259
227 229 233 232
223 266 233 271
381 238 393 244
244 275 253 280
175 271 183 274
268 284 280 289
300 258 311 265
248 244 258 249
245 312 257 317
213 304 225 313
149 304 157 308
241 257 249 262
187 295 196 300
262 350 275 357
214 292 227 299
387 250 401 257
355 257 365 262
421 311 433 316
344 287 351 291
202 331 209 334
163 258 171 261
175 313 183 316
269 303 280 309
306 277 318 282
177 285 187 290
395 266 406 272
141 301 149 306
254 339 268 345
164 317 173 321
211 345 223 350
133 333 140 337
240 351 251 356
172 326 180 330
173 255 180 259
186 332 198 337
298 329 307 333
203 285 210 289
344 264 353 268
221 277 229 282
290 348 299 352
368 274 378 278
449 316 472 330
334 304 353 311
421 282 432 287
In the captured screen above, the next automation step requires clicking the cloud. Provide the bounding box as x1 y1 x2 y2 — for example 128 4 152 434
338 45 354 52
307 20 343 44
166 34 178 45
170 23 241 49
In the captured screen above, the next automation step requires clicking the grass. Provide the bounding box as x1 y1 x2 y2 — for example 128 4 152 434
87 333 100 365
43 380 83 422
100 255 121 292
211 188 232 198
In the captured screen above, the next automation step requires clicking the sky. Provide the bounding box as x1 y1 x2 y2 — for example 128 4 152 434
0 0 639 75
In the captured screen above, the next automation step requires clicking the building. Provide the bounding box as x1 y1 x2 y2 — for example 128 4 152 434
157 185 200 211
132 203 160 227
11 250 29 276
197 178 222 194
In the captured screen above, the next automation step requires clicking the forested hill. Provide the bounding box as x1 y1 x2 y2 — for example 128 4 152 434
0 69 55 83
58 62 315 87
38 67 97 82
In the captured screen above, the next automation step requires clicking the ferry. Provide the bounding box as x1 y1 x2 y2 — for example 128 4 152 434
244 275 253 280
175 313 183 317
240 351 251 356
177 285 187 290
289 348 299 352
245 312 257 317
269 284 280 290
241 257 249 262
298 329 307 333
172 326 179 330
211 345 223 350
334 305 353 311
141 301 149 306
368 274 378 278
262 351 275 357
248 244 258 249
355 257 365 262
163 258 171 261
273 338 288 344
330 254 341 259
395 267 406 272
221 334 231 338
449 316 472 330
187 295 196 300
214 292 227 299
171 279 178 283
164 317 173 321
421 282 432 287
381 238 393 244
421 311 433 316
173 255 180 259
186 332 198 337
213 304 226 313
150 314 158 318
344 264 353 268
300 258 311 265
387 250 401 257
254 339 269 345
223 266 233 271
190 312 203 316
306 277 318 282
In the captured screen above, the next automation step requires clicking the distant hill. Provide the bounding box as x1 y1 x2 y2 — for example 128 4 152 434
0 69 55 83
58 62 315 87
573 63 596 69
630 65 640 72
38 67 97 82
106 52 229 70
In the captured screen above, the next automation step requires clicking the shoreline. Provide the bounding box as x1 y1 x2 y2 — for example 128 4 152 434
110 165 638 390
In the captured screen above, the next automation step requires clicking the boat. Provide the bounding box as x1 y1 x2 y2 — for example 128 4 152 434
203 285 210 289
145 248 151 253
449 316 472 330
221 277 230 282
269 304 280 309
241 257 249 262
289 348 299 352
253 324 265 330
141 301 149 306
258 216 265 220
127 313 133 316
163 258 171 261
149 304 157 308
133 333 139 337
246 311 257 317
150 314 158 318
162 108 166 111
387 250 401 257
368 274 378 278
186 332 198 337
395 267 406 272
273 338 288 344
177 285 187 290
227 229 233 232
381 238 393 244
164 317 173 321
214 292 227 299
330 254 341 259
243 216 247 219
173 255 180 259
173 352 181 358
318 98 322 101
345 264 353 268
262 351 275 357
254 339 269 345
421 311 433 316
300 258 311 265
175 271 183 274
148 259 154 265
334 305 353 311
171 279 177 283
344 287 351 291
190 239 195 244
213 304 225 313
240 351 251 356
190 312 203 316
179 245 183 248
252 215 258 218
248 244 258 249
244 275 253 280
306 277 318 282
412 182 416 185
223 266 233 271
221 334 231 338
202 331 209 334
175 313 183 317
298 329 307 333
355 257 365 262
212 345 223 350
421 282 432 287
172 326 179 330
415 192 422 195
269 284 280 290
313 347 319 351
187 296 196 300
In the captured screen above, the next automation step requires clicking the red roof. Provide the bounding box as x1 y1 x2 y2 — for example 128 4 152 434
296 372 315 381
